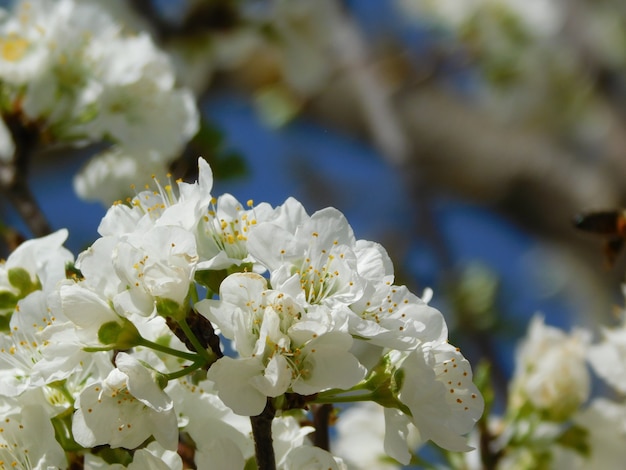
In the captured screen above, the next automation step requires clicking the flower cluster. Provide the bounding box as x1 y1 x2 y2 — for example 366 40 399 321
457 307 626 469
0 158 483 468
0 0 198 203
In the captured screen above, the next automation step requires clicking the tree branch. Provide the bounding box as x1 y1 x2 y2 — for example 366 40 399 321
250 399 276 470
311 404 333 451
0 112 51 237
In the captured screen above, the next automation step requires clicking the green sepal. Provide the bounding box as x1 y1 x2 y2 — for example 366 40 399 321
154 370 169 391
8 267 40 296
92 446 134 466
0 313 11 332
0 290 19 310
392 367 405 396
244 456 258 470
363 355 393 392
557 424 590 457
194 269 227 293
97 318 141 349
51 407 84 452
361 356 411 415
156 297 185 322
195 262 255 293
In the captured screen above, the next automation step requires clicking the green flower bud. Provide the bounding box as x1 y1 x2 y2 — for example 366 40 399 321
156 297 186 321
97 318 141 349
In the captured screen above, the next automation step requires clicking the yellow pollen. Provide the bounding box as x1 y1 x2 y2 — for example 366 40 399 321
1 35 29 61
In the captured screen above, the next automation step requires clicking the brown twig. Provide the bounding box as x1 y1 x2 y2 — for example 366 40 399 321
311 403 334 451
0 112 51 237
166 309 224 364
128 0 240 42
250 399 277 470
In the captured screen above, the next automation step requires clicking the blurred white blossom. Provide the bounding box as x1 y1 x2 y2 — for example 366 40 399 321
510 315 590 420
0 0 199 204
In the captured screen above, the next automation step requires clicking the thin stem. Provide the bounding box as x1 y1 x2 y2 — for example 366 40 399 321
313 382 372 401
311 392 374 405
178 316 214 363
250 399 276 470
163 360 207 381
136 336 200 362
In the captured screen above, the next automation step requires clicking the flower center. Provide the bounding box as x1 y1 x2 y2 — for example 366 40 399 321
0 35 29 62
203 199 257 260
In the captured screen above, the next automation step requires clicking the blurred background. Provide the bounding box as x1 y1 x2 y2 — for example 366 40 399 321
2 0 626 408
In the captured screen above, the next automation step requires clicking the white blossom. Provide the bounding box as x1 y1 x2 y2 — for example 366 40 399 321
247 199 367 308
195 193 274 271
0 0 199 205
334 401 416 469
0 229 73 297
282 445 346 470
571 398 626 469
168 378 253 467
97 157 214 236
73 147 172 208
72 352 178 450
348 282 447 350
112 225 199 317
511 315 590 419
197 272 365 416
0 404 67 469
588 315 626 395
84 442 183 470
384 343 484 463
0 290 88 396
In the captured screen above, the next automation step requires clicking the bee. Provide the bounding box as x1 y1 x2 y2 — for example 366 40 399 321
573 210 626 266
